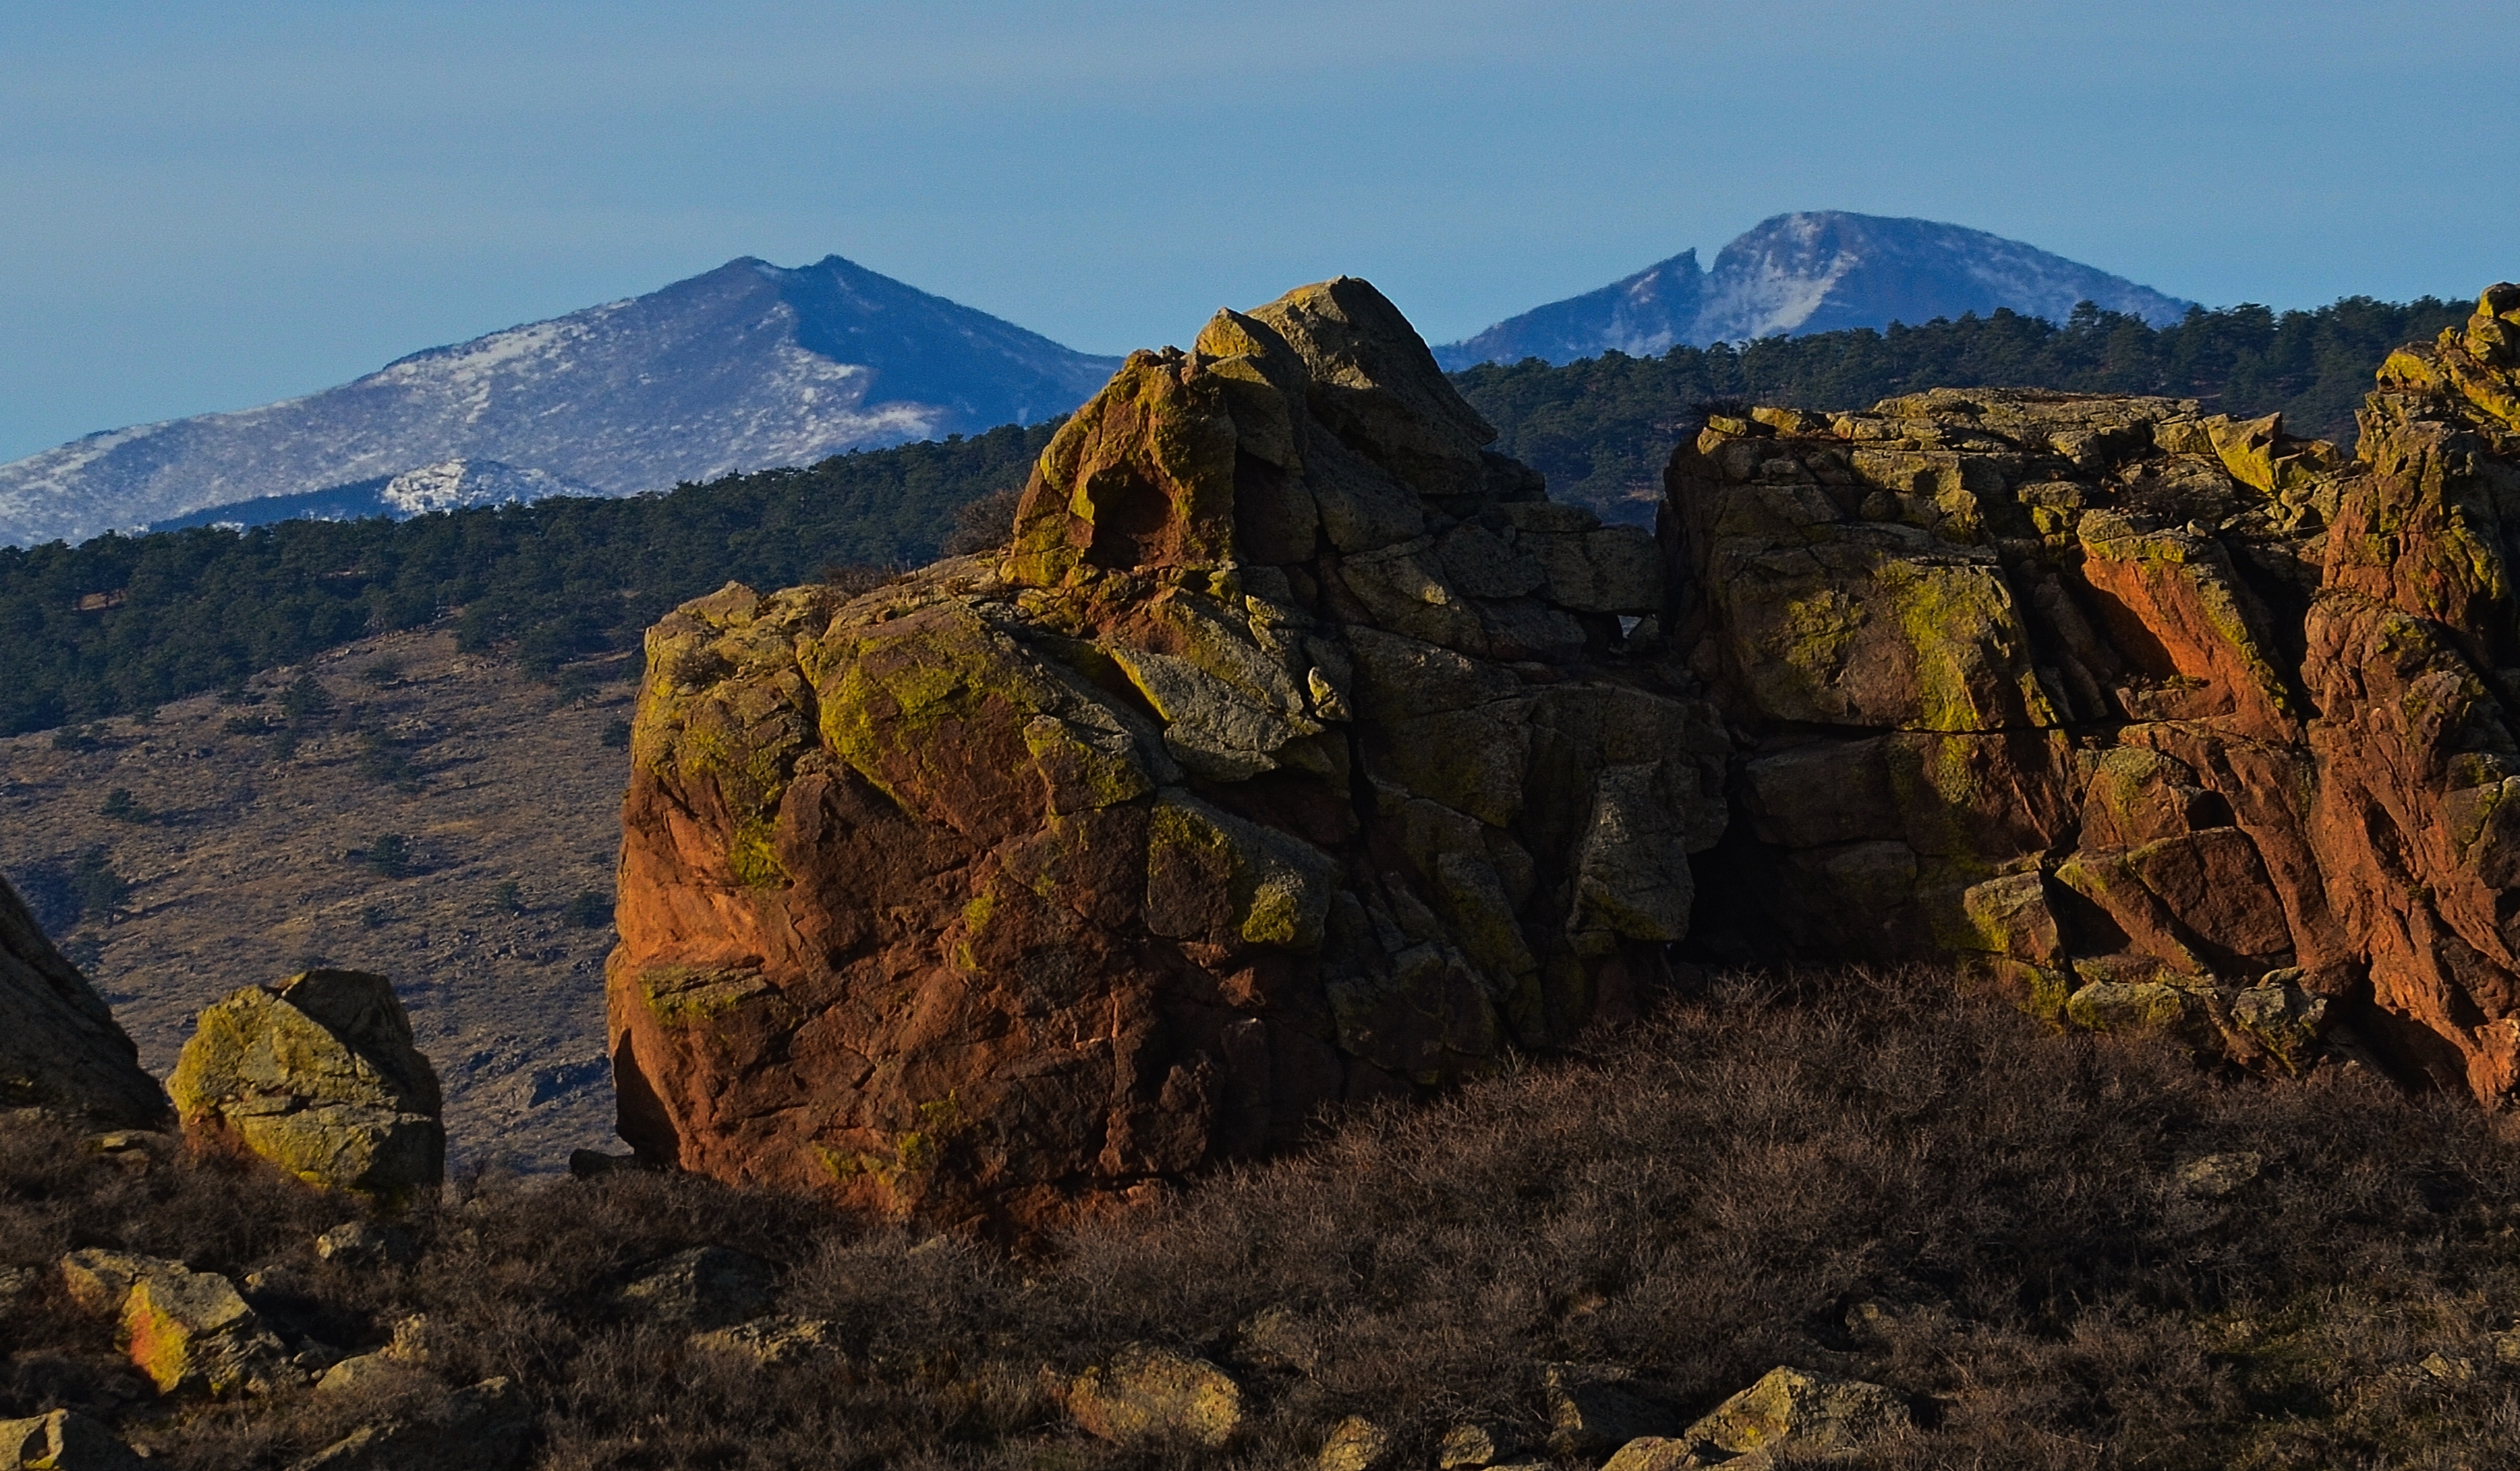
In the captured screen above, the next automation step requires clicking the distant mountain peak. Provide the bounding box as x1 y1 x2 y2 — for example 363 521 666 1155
0 256 1120 547
1435 212 2194 369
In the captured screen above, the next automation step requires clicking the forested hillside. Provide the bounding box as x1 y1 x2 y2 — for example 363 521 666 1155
1456 294 2472 521
0 293 2468 735
0 423 1055 735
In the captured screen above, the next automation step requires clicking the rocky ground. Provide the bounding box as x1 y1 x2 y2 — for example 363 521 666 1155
0 628 629 1171
11 974 2520 1468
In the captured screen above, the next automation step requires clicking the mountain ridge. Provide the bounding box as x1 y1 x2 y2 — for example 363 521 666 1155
0 256 1121 547
1435 212 2195 369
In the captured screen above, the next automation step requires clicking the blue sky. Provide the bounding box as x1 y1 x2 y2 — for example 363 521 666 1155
1 0 2510 462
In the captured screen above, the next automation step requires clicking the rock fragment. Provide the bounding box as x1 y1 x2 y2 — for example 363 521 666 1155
60 1248 289 1396
1064 1344 1242 1448
1315 1413 1394 1471
0 1408 144 1469
611 1245 776 1330
687 1316 845 1366
1606 1366 1910 1468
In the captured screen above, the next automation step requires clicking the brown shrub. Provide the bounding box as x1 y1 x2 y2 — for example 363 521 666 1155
8 969 2520 1466
942 486 1025 557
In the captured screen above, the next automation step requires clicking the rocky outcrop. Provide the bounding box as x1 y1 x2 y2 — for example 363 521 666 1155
169 971 443 1201
613 276 2520 1222
610 278 1723 1229
0 874 164 1126
1672 285 2520 1098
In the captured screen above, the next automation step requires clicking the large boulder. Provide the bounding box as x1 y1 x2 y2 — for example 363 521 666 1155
609 278 1726 1229
168 970 443 1201
1669 293 2520 1102
0 873 164 1125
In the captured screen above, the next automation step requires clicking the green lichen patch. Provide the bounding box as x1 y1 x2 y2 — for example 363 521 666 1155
637 965 784 1028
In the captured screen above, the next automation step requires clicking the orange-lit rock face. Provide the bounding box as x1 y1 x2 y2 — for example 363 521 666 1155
610 279 1726 1232
1673 287 2520 1101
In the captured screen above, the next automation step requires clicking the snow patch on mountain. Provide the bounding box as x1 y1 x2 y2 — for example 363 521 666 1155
380 460 593 516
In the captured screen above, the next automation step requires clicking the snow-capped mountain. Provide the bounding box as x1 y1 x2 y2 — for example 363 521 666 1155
1434 212 2194 369
0 256 1121 547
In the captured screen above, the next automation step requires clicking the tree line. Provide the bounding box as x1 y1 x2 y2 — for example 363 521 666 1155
1451 294 2473 519
0 294 2471 736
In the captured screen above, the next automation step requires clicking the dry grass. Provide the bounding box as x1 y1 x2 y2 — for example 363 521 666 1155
8 969 2520 1467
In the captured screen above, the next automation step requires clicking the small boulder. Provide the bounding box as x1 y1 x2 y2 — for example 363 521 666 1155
0 1408 145 1469
612 1246 776 1330
1065 1344 1242 1448
316 1352 414 1396
687 1316 845 1366
1222 1303 1318 1374
1315 1413 1394 1471
316 1221 421 1268
1436 1422 1526 1468
2174 1151 2264 1200
290 1376 531 1471
169 971 443 1202
61 1249 289 1396
1606 1366 1909 1468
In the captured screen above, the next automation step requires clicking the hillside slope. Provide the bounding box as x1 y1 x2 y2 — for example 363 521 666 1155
0 627 627 1168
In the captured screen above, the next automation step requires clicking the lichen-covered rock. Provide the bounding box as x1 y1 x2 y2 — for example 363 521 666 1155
0 874 164 1126
687 1315 844 1366
60 1249 289 1396
1064 1344 1242 1448
610 1245 775 1330
1315 1414 1395 1471
1673 295 2520 1100
610 278 1725 1229
1601 1366 1909 1469
169 971 442 1202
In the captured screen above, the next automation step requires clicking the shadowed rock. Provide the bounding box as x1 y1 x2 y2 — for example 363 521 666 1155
169 970 443 1202
0 1407 145 1469
1673 285 2520 1102
0 873 165 1126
